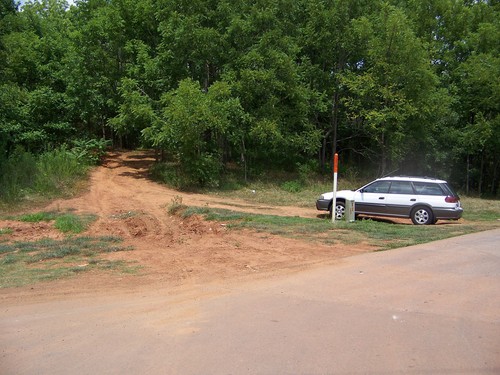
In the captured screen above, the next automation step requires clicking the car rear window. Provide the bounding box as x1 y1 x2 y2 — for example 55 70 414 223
441 183 459 197
413 182 445 196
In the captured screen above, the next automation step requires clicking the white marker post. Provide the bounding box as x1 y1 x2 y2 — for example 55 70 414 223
332 153 338 224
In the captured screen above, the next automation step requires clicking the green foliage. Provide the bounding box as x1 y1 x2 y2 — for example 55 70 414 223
19 211 58 222
0 228 13 236
0 147 90 204
281 180 303 193
108 77 158 144
34 148 87 196
143 78 247 187
0 148 37 201
70 138 110 165
11 210 97 234
54 213 96 233
0 0 498 194
149 161 183 189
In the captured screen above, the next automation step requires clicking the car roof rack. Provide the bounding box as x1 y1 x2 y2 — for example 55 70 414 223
380 175 440 180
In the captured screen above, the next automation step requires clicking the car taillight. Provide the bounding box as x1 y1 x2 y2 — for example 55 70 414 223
445 196 459 203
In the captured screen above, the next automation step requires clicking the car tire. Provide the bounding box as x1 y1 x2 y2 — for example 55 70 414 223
329 201 345 220
411 206 434 225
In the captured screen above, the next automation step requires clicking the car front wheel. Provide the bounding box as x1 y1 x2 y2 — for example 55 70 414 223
411 206 434 225
330 201 345 220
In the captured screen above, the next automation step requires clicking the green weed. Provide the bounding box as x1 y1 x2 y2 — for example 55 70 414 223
0 147 90 206
167 195 187 215
54 213 96 233
10 210 97 234
19 211 59 222
0 228 13 236
281 180 303 193
0 236 135 288
35 149 87 197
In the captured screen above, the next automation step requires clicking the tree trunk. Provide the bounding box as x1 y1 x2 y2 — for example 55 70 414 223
331 91 339 159
479 151 485 196
321 128 333 171
380 131 387 176
492 157 498 196
466 154 470 196
241 136 247 183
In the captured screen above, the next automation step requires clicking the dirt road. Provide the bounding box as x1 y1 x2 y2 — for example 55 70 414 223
2 229 499 374
0 150 373 301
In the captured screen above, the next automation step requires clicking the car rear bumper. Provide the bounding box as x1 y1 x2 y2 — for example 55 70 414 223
433 207 464 220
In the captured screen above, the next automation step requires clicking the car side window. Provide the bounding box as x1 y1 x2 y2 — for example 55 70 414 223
363 181 391 193
388 181 414 194
413 182 445 195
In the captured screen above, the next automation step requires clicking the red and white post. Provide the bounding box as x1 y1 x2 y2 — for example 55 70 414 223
332 153 338 223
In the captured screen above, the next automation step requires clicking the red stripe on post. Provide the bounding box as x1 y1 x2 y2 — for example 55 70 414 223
333 153 338 173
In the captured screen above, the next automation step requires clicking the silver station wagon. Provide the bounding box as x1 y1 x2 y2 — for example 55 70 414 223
316 176 463 225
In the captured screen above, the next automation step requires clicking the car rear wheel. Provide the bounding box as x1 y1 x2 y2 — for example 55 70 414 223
330 201 345 220
411 206 434 225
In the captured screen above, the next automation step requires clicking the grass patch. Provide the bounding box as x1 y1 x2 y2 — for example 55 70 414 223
177 206 498 250
0 228 13 236
54 213 97 233
461 196 500 222
0 236 135 288
18 211 59 222
0 148 91 206
4 210 98 234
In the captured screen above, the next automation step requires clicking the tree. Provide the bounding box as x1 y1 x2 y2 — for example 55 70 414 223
142 78 247 187
0 0 74 155
0 0 17 19
108 77 158 147
221 0 321 169
447 0 500 195
298 0 377 170
63 0 126 140
340 4 440 175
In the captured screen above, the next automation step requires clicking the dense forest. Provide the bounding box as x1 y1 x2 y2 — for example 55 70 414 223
1 0 498 195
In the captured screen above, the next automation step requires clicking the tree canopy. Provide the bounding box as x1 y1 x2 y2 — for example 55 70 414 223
1 0 498 194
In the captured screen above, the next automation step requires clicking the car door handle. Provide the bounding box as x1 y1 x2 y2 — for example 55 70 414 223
410 198 416 201
379 197 385 200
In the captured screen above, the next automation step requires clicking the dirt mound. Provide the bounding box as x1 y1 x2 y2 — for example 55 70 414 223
1 150 374 300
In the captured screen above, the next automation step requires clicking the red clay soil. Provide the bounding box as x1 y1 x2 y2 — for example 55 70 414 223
0 150 376 302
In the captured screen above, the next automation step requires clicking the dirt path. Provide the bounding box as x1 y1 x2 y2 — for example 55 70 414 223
1 150 374 302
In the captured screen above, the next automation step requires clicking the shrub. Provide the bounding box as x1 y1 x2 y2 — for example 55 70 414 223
35 148 87 197
281 180 303 193
0 149 37 201
182 153 222 188
70 138 110 165
0 146 93 205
